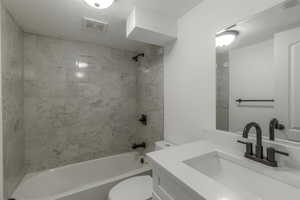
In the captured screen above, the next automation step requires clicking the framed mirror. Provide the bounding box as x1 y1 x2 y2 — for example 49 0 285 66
216 0 300 142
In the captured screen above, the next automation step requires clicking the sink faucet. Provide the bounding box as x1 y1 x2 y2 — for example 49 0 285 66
242 122 263 158
238 122 289 167
269 118 285 141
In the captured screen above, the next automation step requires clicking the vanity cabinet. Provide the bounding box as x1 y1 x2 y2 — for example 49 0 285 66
152 162 205 200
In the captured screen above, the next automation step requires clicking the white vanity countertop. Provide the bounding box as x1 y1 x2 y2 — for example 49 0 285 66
147 139 300 200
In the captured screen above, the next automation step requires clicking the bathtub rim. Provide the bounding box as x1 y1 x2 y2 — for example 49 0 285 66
13 152 152 200
26 151 142 176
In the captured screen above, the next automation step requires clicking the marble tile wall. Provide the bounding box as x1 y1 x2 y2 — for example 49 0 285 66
1 5 25 199
24 34 139 172
136 47 164 152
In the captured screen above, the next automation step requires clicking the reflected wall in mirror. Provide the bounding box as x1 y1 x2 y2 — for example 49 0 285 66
216 0 300 142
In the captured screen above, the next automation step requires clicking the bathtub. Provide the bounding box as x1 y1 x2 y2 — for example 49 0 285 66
13 152 152 200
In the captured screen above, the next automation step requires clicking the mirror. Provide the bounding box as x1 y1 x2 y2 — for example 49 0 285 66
216 0 300 142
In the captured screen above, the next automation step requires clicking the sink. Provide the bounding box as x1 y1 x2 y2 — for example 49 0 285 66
184 151 300 199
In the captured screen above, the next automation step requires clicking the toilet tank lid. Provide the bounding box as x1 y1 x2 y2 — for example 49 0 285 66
109 176 152 200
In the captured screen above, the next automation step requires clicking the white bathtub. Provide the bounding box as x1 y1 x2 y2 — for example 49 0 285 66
13 152 152 200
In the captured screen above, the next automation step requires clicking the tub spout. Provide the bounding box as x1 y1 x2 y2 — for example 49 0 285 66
132 142 146 150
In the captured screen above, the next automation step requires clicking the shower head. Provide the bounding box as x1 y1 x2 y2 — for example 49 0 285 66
132 53 145 62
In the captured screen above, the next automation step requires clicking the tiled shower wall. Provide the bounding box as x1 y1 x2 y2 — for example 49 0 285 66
24 34 139 172
1 5 25 199
216 51 229 131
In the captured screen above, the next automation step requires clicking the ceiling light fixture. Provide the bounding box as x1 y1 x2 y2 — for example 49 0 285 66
83 0 114 9
216 30 239 47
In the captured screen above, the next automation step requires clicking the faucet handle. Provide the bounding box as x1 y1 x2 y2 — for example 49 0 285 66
237 140 247 144
267 147 289 165
237 140 253 156
275 150 289 156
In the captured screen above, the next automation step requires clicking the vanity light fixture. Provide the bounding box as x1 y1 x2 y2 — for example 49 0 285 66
216 30 239 47
83 0 114 9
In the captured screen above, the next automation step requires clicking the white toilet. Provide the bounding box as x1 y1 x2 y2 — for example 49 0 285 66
108 175 152 200
108 141 174 200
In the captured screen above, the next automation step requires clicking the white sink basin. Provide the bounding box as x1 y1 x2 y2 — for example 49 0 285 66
184 151 300 199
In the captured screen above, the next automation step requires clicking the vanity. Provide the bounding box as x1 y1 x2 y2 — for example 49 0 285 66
148 130 300 200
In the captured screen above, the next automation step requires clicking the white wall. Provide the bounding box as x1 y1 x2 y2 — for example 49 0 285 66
164 0 285 144
126 7 177 46
229 39 275 135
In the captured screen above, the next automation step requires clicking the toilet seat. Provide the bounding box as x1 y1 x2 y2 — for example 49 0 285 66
108 175 152 200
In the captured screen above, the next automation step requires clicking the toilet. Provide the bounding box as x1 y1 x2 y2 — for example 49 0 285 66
108 175 152 200
108 141 174 200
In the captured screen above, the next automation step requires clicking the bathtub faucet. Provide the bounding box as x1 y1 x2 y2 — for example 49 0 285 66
132 142 146 150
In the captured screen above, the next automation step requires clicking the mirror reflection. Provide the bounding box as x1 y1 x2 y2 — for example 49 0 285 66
216 0 300 142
